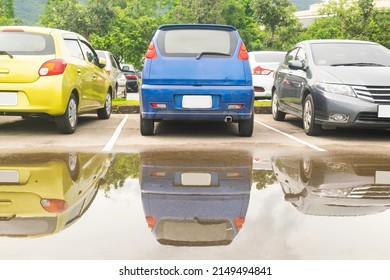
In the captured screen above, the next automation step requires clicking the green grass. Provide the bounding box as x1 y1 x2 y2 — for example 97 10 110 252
113 98 271 106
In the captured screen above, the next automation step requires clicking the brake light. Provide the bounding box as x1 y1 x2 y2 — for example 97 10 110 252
39 59 67 76
238 42 249 60
253 66 273 75
125 74 138 79
1 28 25 32
145 42 157 59
41 199 68 213
234 217 246 231
145 216 156 230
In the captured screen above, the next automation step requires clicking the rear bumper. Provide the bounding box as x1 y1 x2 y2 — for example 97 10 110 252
140 84 254 121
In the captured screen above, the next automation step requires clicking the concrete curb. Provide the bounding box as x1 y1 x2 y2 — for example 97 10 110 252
112 105 272 114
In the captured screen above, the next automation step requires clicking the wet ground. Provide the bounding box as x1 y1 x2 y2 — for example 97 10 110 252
1 150 390 260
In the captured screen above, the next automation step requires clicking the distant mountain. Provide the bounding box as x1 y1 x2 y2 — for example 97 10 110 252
14 0 319 25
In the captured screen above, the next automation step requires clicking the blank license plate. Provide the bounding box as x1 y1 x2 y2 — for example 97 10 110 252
0 170 19 183
378 105 390 118
0 92 17 106
181 173 211 186
182 95 212 109
375 171 390 184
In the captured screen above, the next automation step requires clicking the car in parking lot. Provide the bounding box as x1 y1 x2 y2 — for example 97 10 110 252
0 26 112 134
248 51 286 99
121 63 139 93
272 39 390 136
140 24 254 136
96 50 126 98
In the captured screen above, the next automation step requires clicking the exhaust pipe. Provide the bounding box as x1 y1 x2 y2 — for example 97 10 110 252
224 116 233 123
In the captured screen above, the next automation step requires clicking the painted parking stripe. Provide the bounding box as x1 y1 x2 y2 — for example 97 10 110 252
102 114 128 152
255 119 327 152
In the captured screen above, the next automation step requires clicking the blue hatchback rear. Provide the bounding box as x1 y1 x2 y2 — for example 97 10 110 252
140 24 254 136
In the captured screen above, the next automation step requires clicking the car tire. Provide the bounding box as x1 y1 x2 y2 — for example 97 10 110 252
272 90 286 121
140 114 154 136
238 113 254 137
56 93 78 134
97 90 112 119
303 94 322 136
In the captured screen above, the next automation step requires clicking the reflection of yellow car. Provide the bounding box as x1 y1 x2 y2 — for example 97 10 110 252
0 26 112 134
0 153 112 237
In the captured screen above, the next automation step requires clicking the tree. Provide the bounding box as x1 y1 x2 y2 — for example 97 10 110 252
250 0 302 49
0 0 22 25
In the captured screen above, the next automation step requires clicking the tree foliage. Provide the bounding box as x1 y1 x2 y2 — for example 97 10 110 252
0 0 21 25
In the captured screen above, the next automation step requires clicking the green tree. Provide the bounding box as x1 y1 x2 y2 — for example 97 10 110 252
0 0 21 25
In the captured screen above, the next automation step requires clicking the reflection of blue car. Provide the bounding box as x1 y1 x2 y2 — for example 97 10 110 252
140 151 252 246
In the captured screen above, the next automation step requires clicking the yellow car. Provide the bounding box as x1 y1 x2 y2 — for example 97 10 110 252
0 152 112 237
0 26 112 134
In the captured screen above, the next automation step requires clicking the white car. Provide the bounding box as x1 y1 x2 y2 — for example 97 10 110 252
96 50 126 98
248 51 286 99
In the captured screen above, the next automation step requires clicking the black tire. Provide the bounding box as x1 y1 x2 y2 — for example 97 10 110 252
272 90 286 121
56 93 78 134
303 94 322 136
238 113 254 137
140 114 154 135
97 91 112 119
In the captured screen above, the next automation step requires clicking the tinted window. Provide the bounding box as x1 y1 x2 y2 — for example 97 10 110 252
311 42 390 66
0 32 55 55
157 29 237 57
109 55 119 69
80 41 99 65
284 47 299 64
64 39 84 60
253 52 286 63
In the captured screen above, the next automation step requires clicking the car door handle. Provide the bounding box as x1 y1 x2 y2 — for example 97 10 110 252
93 75 97 80
77 69 81 75
288 71 293 76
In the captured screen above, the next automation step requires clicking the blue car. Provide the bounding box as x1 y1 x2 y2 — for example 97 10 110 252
140 24 254 136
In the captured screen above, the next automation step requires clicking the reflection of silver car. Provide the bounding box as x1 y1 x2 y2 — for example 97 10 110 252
248 51 286 99
272 154 390 216
96 50 126 98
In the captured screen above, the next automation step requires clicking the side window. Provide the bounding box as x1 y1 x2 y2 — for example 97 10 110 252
80 41 99 65
284 47 298 64
296 48 307 66
110 55 119 69
64 39 84 60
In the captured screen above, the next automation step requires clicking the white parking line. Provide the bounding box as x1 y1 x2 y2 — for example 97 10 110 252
255 120 327 152
102 115 128 152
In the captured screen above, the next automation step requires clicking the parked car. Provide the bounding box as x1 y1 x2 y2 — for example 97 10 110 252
96 50 126 98
0 152 112 237
272 153 390 216
121 63 139 93
140 24 254 136
0 26 112 134
140 151 252 246
248 51 286 99
272 39 390 136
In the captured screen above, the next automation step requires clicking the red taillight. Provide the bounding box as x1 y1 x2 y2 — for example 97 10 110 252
106 69 111 76
145 42 157 59
238 42 249 60
1 28 25 32
39 59 67 76
145 216 156 230
125 74 137 80
41 199 68 213
253 66 273 75
234 217 246 231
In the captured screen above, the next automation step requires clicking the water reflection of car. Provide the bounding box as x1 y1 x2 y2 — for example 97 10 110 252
272 154 390 216
140 151 252 246
0 153 112 237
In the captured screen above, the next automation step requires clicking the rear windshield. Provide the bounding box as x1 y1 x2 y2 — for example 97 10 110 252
157 29 237 57
0 32 55 55
311 43 390 66
252 52 286 63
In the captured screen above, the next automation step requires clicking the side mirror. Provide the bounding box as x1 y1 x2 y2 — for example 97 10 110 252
288 60 306 70
98 57 107 68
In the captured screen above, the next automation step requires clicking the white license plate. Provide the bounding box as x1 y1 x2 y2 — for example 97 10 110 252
182 95 212 109
0 92 17 106
181 173 211 186
378 105 390 118
0 170 19 183
375 171 390 184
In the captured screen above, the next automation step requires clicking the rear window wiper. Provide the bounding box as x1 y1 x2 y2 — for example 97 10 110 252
0 51 13 59
196 52 230 60
330 62 386 67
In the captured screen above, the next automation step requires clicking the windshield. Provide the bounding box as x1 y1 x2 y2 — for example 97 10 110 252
311 42 390 67
0 32 55 55
157 29 237 57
